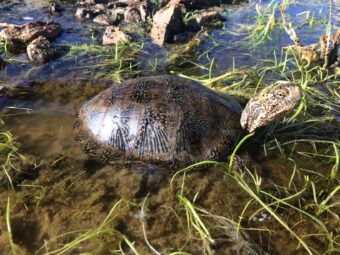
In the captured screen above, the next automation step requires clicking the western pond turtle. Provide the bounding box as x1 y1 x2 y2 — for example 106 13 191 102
74 75 301 165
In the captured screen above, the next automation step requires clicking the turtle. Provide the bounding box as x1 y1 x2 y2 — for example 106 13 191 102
74 75 301 165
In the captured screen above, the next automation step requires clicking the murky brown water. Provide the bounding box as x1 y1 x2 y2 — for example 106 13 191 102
0 0 339 254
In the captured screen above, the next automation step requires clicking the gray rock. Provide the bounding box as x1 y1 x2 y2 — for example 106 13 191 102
27 36 57 64
102 26 130 45
150 2 184 45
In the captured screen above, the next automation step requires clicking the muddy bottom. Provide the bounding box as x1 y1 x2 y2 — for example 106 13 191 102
0 0 338 254
0 111 257 254
0 111 333 255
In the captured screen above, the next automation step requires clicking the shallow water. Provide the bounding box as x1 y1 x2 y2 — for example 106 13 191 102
0 0 339 254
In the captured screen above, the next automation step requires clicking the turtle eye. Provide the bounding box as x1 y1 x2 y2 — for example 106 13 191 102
274 88 288 99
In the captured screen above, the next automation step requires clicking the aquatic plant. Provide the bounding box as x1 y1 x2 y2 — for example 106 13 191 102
6 197 19 255
245 0 279 49
64 41 144 82
0 123 24 190
167 5 339 251
0 1 338 254
35 200 132 255
178 194 215 255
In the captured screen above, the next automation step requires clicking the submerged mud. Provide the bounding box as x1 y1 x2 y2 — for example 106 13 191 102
0 0 339 255
0 110 336 255
0 156 260 254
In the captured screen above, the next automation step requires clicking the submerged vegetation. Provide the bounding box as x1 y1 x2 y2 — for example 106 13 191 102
0 120 24 191
64 41 144 82
0 0 339 255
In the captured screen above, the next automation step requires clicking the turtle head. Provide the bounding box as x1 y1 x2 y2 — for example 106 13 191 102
240 82 301 133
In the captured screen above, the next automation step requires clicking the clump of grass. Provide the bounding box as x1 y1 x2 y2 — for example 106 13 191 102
173 60 260 99
178 194 215 255
0 122 24 190
170 153 338 255
0 41 29 65
64 41 144 82
245 0 279 49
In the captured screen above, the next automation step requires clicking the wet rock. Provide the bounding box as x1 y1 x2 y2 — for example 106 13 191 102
94 3 106 13
48 2 63 14
107 8 125 24
27 36 58 64
108 0 142 8
109 0 150 20
75 7 90 19
124 6 143 22
329 30 340 68
78 0 108 5
94 8 125 25
150 2 184 45
102 26 130 45
0 21 62 50
94 14 114 26
187 9 225 31
107 1 129 8
139 4 148 21
287 44 319 67
75 4 105 19
159 0 239 9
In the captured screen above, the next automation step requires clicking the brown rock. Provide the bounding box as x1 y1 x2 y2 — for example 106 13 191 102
102 26 130 45
187 8 225 31
0 21 62 49
108 0 142 8
138 3 148 21
27 36 58 64
124 6 142 22
94 3 106 13
93 14 111 25
194 9 224 26
159 0 237 9
150 3 184 45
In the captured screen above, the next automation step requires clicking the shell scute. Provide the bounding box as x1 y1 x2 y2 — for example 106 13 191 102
74 75 241 165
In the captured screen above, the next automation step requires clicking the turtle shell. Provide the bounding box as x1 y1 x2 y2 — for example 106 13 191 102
74 75 241 165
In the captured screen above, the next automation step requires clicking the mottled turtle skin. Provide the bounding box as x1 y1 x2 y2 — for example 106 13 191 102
74 75 241 165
